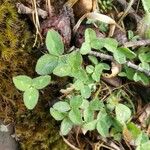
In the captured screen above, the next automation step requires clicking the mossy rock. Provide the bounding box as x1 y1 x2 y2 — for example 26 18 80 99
0 1 69 149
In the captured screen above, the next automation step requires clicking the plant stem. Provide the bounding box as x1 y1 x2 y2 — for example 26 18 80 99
89 51 150 76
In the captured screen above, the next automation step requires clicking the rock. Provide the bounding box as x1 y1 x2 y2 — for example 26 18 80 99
0 122 18 150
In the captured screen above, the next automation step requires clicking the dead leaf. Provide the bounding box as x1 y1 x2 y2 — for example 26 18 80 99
102 61 122 78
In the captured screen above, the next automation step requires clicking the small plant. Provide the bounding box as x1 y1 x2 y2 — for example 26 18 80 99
13 29 150 149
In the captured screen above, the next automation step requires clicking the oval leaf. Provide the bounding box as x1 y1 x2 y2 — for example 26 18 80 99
13 75 32 91
69 108 83 125
53 101 70 112
115 104 131 124
32 75 51 89
46 29 64 56
36 54 58 75
50 108 65 121
60 118 73 135
23 88 39 110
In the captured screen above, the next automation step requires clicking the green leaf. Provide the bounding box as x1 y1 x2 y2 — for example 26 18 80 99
32 75 51 89
96 114 112 137
50 108 65 121
86 65 94 74
81 85 91 98
139 62 150 71
91 38 104 50
80 42 91 55
23 87 39 110
118 47 136 59
67 51 83 69
60 118 73 135
70 96 83 109
83 120 97 131
36 54 58 75
53 101 70 112
46 29 64 56
85 28 97 43
89 98 104 111
69 108 82 125
80 99 89 109
74 80 84 90
53 64 72 77
88 55 98 65
133 72 149 85
113 50 126 64
74 68 88 82
139 141 150 150
127 122 141 139
124 66 135 80
141 0 150 13
139 52 150 63
92 64 103 82
13 75 32 91
136 132 149 146
115 104 131 124
84 107 94 122
104 38 118 52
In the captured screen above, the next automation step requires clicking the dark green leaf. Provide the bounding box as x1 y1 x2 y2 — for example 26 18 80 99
89 98 104 111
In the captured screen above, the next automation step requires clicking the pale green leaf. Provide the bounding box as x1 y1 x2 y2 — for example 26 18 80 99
113 50 126 64
118 47 136 59
46 30 64 56
13 75 32 91
53 64 71 77
23 87 39 110
70 96 83 108
96 114 112 137
115 104 131 124
88 55 98 65
69 108 83 125
81 85 91 98
84 107 94 122
83 120 97 131
60 118 73 135
85 28 97 43
50 108 65 121
80 42 91 55
53 101 70 112
32 75 51 89
86 65 94 74
36 54 58 75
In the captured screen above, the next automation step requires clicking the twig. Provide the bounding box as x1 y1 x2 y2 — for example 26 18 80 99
116 0 141 22
124 39 150 47
16 3 48 19
118 0 135 24
62 136 80 150
89 51 150 76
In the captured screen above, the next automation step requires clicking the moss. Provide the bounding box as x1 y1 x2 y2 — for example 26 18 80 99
15 105 70 150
